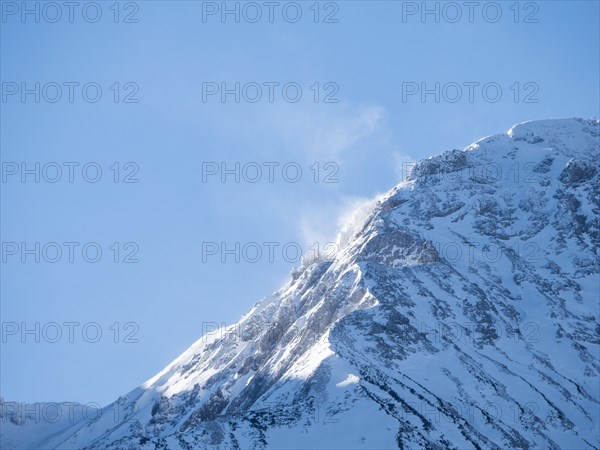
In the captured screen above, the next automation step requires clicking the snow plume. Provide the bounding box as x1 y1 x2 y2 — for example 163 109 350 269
298 194 380 266
334 195 380 249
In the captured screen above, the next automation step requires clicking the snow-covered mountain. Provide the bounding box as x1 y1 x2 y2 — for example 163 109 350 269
3 118 599 449
0 401 99 450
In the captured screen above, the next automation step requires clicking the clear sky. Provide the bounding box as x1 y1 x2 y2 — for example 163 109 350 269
1 0 599 407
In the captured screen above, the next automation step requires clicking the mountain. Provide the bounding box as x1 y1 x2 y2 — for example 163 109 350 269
3 118 599 449
0 401 99 450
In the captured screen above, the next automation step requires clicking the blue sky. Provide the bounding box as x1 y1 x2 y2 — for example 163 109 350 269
1 1 599 406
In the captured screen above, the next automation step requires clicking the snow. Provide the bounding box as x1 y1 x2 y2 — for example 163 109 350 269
336 374 360 388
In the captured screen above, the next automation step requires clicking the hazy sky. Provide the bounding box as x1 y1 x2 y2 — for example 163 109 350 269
1 0 599 406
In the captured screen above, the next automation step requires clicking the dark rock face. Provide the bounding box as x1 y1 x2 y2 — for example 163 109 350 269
559 160 597 186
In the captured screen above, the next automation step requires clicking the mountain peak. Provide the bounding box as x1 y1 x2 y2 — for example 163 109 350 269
9 118 599 450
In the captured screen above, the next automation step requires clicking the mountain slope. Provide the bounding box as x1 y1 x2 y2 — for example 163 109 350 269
9 118 600 449
0 401 99 450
